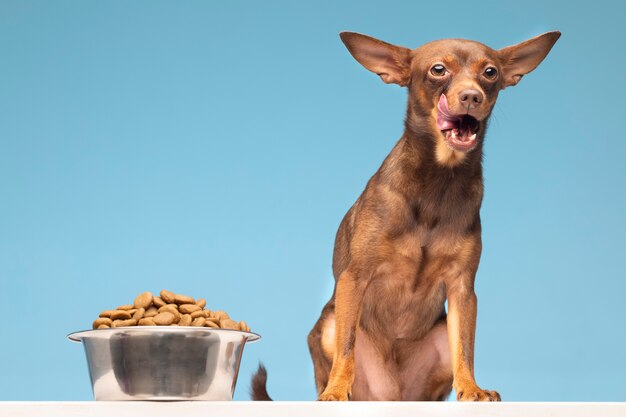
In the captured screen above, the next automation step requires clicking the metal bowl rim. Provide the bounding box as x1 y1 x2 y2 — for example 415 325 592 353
67 327 261 343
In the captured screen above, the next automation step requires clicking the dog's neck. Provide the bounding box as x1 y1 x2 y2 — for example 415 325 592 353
377 106 486 212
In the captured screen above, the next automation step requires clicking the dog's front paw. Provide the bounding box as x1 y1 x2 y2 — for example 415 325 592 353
318 388 349 401
456 387 501 402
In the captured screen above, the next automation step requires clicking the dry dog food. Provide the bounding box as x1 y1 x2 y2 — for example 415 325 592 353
93 290 251 332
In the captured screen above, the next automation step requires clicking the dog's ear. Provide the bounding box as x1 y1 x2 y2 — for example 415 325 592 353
497 31 561 88
340 32 412 86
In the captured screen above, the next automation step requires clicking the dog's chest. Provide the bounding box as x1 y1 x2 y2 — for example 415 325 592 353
361 264 446 339
360 225 471 339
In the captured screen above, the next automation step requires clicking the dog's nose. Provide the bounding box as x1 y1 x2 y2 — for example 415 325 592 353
459 89 483 108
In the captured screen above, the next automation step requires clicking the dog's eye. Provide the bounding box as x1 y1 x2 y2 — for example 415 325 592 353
484 67 498 80
430 64 447 77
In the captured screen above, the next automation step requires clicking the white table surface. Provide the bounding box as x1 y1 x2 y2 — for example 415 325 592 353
1 401 625 417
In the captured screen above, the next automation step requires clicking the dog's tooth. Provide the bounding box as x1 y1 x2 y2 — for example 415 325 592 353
451 130 457 140
469 133 476 141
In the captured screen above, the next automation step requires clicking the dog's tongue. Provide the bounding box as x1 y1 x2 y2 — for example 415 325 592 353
436 94 459 131
436 94 479 135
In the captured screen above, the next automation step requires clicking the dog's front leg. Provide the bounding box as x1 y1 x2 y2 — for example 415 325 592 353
447 278 501 401
318 268 365 401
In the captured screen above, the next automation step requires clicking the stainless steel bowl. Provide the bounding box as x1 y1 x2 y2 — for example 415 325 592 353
68 327 260 401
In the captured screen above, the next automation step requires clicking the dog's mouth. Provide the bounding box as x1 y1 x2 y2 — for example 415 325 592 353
436 94 480 152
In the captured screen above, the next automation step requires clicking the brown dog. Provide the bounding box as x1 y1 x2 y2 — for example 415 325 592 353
252 30 560 402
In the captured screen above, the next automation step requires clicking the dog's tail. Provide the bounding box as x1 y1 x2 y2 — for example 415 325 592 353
250 363 273 401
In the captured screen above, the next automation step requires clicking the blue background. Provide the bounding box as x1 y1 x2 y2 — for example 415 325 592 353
1 0 624 402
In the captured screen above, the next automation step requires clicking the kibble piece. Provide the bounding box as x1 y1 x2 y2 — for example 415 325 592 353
191 317 206 327
196 298 207 309
179 304 201 314
179 314 192 326
132 308 145 320
99 310 115 318
220 318 240 330
156 307 181 323
93 318 113 329
144 306 158 317
153 296 166 308
138 317 156 326
110 310 132 320
116 304 134 311
213 310 230 320
160 290 176 304
97 324 110 329
204 320 219 329
174 294 195 305
133 291 153 310
158 304 179 315
190 310 208 319
239 320 250 332
112 319 137 327
206 317 220 325
154 312 176 325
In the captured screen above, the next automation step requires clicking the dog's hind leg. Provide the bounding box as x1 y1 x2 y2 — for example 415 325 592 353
308 302 336 395
351 328 402 400
397 318 453 401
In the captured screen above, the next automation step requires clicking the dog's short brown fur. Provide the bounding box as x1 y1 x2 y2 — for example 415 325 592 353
252 31 559 402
